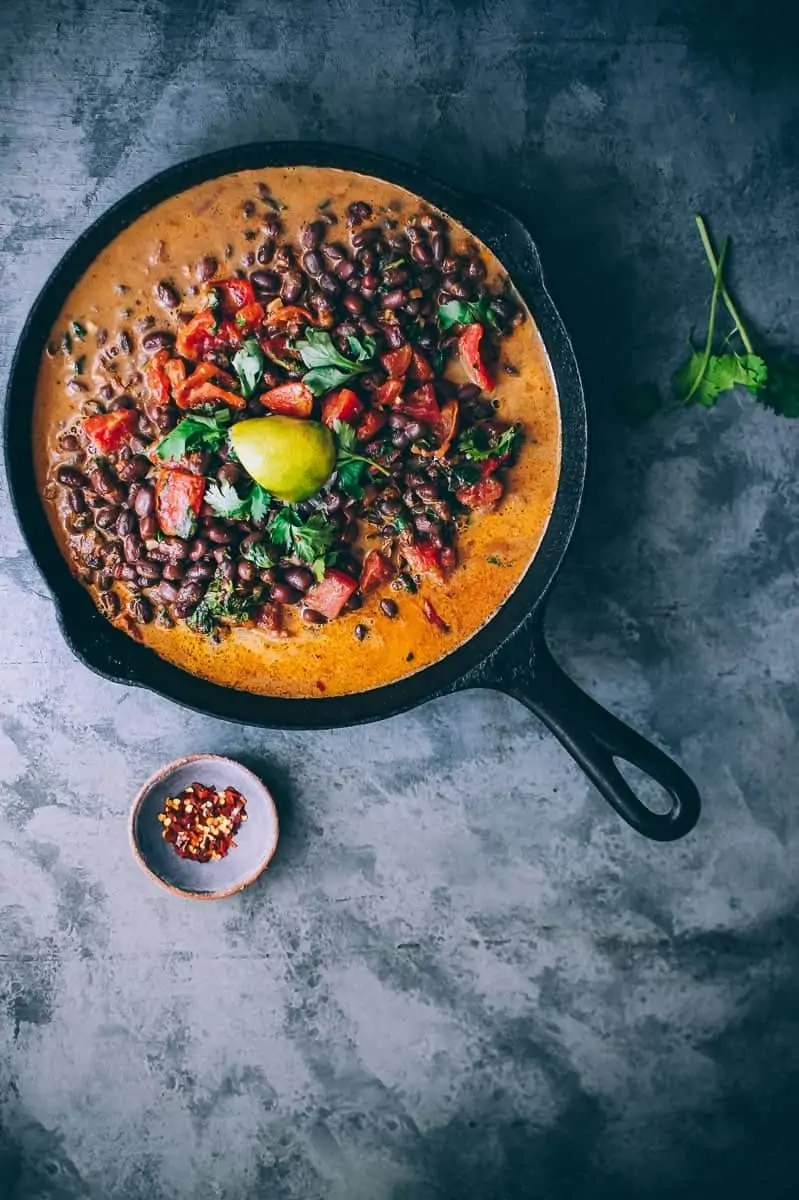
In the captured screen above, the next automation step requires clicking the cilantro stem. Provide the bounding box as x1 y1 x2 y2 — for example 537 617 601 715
683 235 728 405
694 214 754 355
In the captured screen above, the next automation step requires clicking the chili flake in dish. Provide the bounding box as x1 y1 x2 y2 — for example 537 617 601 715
157 781 247 862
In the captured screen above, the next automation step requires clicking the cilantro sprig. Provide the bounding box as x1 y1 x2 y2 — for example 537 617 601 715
204 479 271 523
437 296 500 331
296 329 377 397
155 410 232 461
232 337 266 398
188 574 258 635
267 508 338 580
242 542 275 570
333 420 390 498
458 424 520 463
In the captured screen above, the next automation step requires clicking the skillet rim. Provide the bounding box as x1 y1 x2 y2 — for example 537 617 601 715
3 141 587 728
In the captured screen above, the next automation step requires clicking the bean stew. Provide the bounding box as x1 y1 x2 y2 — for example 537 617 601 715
34 168 560 697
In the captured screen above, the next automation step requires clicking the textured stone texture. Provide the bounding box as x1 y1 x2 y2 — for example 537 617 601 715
1 1 799 1196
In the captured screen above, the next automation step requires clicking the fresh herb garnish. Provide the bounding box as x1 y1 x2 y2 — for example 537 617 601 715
204 478 271 523
458 424 520 462
333 419 390 498
155 410 232 461
204 287 221 332
70 321 86 340
296 329 377 397
242 542 275 569
267 508 338 580
437 296 499 331
487 554 511 566
232 337 265 398
188 574 258 634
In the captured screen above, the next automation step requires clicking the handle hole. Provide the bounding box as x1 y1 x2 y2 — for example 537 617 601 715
613 758 674 815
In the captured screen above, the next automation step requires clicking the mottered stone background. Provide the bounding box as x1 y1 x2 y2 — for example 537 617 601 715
1 1 798 1197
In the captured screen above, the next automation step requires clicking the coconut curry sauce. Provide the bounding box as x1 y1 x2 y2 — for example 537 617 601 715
34 168 560 697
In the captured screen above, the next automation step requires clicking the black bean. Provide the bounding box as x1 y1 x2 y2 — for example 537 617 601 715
280 270 304 303
156 281 179 308
301 608 326 625
176 581 204 608
129 596 153 624
158 581 180 604
272 246 293 271
405 225 423 244
94 505 120 530
251 269 279 293
188 538 209 561
57 465 88 489
354 623 368 641
242 199 256 218
300 221 324 250
318 272 339 295
446 279 470 300
66 487 86 514
87 465 115 496
219 559 237 583
259 567 277 585
216 462 241 487
404 421 425 442
346 200 372 227
466 257 486 281
322 242 346 265
116 456 150 484
134 487 154 519
139 515 157 540
237 560 256 585
336 291 363 318
69 513 94 533
382 289 406 310
282 566 313 592
212 546 231 564
255 240 274 266
123 534 144 562
113 562 137 581
335 258 357 281
162 562 185 582
416 482 439 502
441 256 459 276
380 598 399 618
391 429 411 449
115 509 136 537
383 266 409 287
272 582 301 605
382 324 404 350
410 241 433 267
135 559 161 582
196 255 218 282
301 250 324 278
387 412 409 431
185 561 215 582
429 232 446 264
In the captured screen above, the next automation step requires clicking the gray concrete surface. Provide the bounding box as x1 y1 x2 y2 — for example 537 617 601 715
2 1 799 1196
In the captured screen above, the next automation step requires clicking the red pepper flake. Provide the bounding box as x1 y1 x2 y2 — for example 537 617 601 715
422 598 450 633
157 781 247 863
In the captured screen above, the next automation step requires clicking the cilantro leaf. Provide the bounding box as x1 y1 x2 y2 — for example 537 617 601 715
242 542 275 569
296 329 377 397
458 423 520 462
437 295 500 331
267 508 338 578
204 479 272 522
673 352 768 409
332 418 390 497
232 337 265 398
155 410 232 461
188 574 257 634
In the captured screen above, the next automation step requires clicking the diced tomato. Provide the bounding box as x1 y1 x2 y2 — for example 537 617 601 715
455 476 504 510
175 310 214 359
155 470 206 538
177 381 247 411
145 348 171 404
263 305 314 330
235 302 265 330
304 568 358 620
163 358 187 390
417 399 459 459
400 383 440 425
359 549 395 594
254 602 285 637
422 598 450 632
399 535 448 583
321 387 363 428
375 378 404 407
260 334 303 372
83 409 138 454
215 277 255 316
381 343 413 379
356 408 386 442
458 323 494 391
409 348 434 382
261 381 314 418
175 361 236 404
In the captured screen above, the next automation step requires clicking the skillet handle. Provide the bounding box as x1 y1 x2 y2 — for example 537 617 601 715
490 626 701 841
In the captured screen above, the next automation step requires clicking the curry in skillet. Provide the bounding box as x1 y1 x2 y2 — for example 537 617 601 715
34 168 560 697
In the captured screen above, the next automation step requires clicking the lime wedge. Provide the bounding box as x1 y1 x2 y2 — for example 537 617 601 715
230 416 336 503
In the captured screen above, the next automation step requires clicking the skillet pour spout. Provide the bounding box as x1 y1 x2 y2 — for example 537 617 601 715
4 140 701 842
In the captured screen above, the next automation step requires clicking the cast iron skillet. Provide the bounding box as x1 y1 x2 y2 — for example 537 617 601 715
4 142 701 841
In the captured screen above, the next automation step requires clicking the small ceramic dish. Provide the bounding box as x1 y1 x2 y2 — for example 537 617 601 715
129 754 279 899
